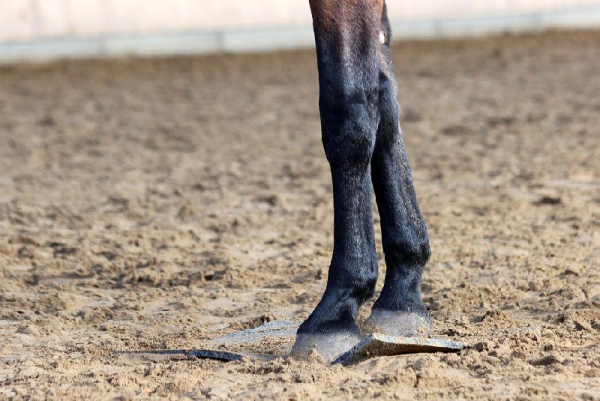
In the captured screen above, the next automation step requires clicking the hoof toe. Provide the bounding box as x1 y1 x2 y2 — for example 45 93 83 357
291 331 362 362
363 309 432 337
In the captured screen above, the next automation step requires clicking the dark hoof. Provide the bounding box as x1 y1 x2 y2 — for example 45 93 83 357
291 331 363 362
363 309 432 337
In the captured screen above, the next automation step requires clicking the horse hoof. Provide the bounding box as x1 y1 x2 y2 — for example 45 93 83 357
363 309 432 337
291 331 362 362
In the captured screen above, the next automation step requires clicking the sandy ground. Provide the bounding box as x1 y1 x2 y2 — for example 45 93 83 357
1 31 599 400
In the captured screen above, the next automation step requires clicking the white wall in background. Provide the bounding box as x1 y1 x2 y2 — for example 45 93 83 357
3 0 600 42
1 0 600 61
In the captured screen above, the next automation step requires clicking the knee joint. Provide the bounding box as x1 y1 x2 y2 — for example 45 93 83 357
385 234 431 266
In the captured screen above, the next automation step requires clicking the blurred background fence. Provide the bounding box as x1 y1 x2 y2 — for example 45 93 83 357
1 0 600 62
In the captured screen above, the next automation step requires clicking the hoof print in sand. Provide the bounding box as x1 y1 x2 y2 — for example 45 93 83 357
115 324 467 366
115 349 244 362
333 333 469 366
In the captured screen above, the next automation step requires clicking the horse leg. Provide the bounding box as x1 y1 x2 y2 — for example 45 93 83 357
364 4 432 337
292 0 383 360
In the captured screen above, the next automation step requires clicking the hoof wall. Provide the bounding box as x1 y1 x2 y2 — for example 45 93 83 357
363 310 432 337
292 332 362 362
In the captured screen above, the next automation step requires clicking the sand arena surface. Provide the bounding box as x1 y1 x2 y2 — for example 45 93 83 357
1 31 599 399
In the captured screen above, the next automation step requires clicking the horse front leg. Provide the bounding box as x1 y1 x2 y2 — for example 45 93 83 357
292 0 383 361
